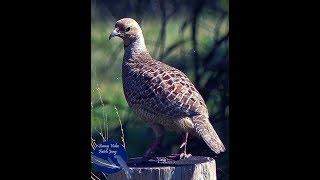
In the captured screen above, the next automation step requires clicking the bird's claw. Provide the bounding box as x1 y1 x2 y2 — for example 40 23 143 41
166 153 192 160
179 153 192 159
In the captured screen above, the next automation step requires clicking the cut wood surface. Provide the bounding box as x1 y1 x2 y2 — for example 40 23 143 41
106 156 216 180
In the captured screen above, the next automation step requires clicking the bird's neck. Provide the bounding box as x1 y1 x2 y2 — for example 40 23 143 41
123 35 150 62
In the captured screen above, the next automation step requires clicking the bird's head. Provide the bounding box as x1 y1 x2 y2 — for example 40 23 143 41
109 18 143 47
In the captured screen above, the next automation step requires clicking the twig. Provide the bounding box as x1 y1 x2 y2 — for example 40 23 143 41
114 105 126 149
91 172 101 180
102 172 108 179
96 86 108 141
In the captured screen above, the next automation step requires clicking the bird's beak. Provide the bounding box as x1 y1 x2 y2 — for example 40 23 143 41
109 28 120 40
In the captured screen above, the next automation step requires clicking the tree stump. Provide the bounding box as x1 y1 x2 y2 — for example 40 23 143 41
106 156 216 180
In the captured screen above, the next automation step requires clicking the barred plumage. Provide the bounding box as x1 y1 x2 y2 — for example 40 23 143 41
109 18 225 158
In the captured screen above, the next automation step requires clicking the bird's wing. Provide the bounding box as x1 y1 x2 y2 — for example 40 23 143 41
124 59 208 119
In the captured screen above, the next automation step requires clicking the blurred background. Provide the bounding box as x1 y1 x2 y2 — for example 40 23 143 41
91 0 229 179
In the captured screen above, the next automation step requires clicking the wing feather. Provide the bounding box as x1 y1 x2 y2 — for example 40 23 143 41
123 58 207 119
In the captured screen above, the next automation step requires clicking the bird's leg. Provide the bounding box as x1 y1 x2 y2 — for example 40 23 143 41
143 124 164 160
179 132 192 159
167 132 192 160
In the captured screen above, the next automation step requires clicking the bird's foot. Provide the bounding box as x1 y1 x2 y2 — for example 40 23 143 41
166 153 192 160
179 152 192 159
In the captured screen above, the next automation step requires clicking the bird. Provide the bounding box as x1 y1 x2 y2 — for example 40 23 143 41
109 18 225 160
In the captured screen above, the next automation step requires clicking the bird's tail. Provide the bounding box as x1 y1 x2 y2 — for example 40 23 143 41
192 115 226 154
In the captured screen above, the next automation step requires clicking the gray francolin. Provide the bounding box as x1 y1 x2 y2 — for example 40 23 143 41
109 18 225 159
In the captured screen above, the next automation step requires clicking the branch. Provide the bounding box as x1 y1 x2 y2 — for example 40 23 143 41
191 0 205 88
160 38 189 59
202 32 229 67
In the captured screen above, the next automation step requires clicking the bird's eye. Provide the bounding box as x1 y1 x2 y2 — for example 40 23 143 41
125 27 131 32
